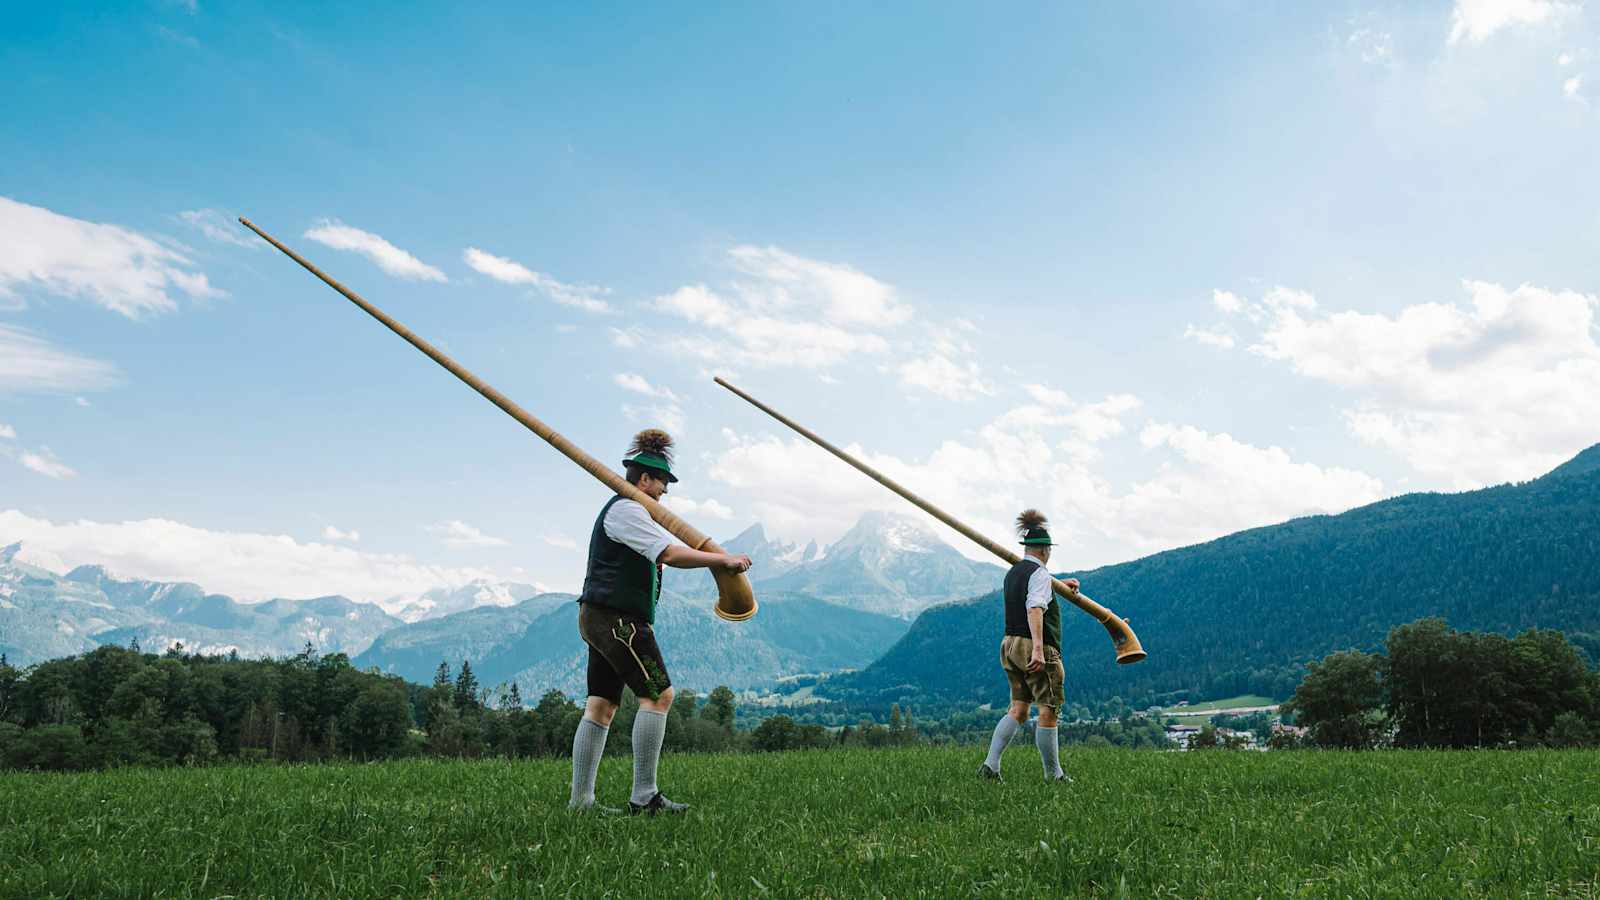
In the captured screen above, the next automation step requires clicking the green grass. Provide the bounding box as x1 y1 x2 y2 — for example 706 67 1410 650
3 747 1599 898
1159 694 1278 715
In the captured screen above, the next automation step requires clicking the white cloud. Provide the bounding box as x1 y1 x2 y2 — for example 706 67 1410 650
926 321 977 358
897 354 994 401
1558 52 1575 65
661 496 735 520
542 533 579 551
0 196 222 318
0 509 510 607
428 520 508 547
0 423 14 440
0 324 120 395
322 525 361 543
1108 424 1387 549
658 284 891 369
1227 280 1600 487
996 393 1143 453
705 395 1375 567
704 392 1135 548
1564 75 1585 99
462 247 537 284
1183 324 1236 349
654 246 910 370
1024 384 1073 407
18 448 76 479
609 327 643 349
179 209 256 248
462 247 613 313
75 397 90 407
1212 289 1245 315
622 402 686 436
1448 0 1573 45
614 373 680 402
727 245 911 327
304 220 447 282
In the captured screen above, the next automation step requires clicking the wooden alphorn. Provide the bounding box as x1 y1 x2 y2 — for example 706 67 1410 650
714 376 1143 661
239 217 757 622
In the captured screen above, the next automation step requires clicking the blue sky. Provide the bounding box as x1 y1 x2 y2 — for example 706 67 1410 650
3 1 1598 605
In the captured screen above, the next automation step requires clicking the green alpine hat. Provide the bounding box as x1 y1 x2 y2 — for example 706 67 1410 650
623 452 679 483
1019 525 1054 546
1016 509 1053 546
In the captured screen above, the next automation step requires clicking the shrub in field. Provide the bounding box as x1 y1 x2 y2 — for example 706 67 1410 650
1284 618 1600 749
1282 650 1386 749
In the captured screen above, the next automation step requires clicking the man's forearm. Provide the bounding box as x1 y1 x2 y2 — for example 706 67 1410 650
1027 607 1045 646
657 544 726 570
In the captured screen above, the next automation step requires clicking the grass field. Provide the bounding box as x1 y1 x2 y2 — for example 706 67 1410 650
4 747 1598 898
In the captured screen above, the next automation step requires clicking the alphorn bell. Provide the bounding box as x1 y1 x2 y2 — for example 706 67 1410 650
714 377 1144 662
239 217 757 622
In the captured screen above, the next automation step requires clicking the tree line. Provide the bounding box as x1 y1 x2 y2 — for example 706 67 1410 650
1282 618 1600 749
0 643 931 772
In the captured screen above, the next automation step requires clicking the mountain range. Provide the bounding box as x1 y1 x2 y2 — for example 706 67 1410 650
1 511 1000 690
823 443 1600 711
0 547 401 664
670 511 1002 619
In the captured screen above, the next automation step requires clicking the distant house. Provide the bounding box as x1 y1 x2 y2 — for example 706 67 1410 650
1165 724 1202 750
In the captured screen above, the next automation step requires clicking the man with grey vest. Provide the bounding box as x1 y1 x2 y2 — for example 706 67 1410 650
568 429 752 815
978 509 1078 783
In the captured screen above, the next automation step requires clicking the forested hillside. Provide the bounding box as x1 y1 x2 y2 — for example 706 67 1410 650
826 444 1600 711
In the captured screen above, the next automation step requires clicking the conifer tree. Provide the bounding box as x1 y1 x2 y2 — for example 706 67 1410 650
453 661 480 711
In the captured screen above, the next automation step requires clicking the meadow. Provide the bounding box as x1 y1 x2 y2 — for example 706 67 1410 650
3 747 1598 898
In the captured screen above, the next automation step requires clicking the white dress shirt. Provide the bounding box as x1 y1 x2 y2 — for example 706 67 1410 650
1018 555 1053 610
603 498 675 564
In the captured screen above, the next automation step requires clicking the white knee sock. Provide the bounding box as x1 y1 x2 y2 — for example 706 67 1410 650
630 709 668 805
984 716 1019 771
568 718 609 808
1036 725 1063 779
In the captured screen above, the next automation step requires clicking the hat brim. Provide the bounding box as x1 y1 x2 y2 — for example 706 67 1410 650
1020 538 1055 546
624 458 678 483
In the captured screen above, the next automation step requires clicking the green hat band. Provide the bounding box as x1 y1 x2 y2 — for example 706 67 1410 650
624 452 673 473
624 452 678 482
1021 536 1054 545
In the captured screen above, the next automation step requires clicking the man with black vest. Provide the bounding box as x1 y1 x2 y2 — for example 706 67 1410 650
978 509 1078 783
567 429 752 815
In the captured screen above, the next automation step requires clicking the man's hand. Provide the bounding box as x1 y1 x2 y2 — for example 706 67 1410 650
1063 577 1080 593
1027 644 1045 673
721 554 753 573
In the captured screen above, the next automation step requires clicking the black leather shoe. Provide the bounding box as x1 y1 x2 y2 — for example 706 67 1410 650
628 792 689 816
977 763 1003 782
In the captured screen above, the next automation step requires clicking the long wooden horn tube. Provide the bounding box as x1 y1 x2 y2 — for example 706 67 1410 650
714 376 1143 662
239 217 757 622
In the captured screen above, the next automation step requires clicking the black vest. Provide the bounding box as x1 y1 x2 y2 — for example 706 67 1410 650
577 495 662 623
1003 558 1062 651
